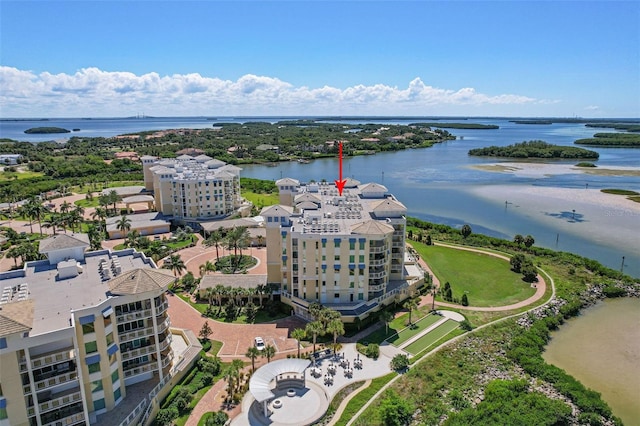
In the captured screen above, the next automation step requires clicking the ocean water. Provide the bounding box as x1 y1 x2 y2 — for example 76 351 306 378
1 116 639 276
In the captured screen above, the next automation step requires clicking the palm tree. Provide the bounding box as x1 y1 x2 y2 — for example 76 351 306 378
59 200 71 214
5 246 21 267
380 310 394 335
514 234 524 246
326 319 345 356
125 230 140 248
262 344 276 363
163 254 186 277
291 328 306 358
245 346 261 372
403 297 419 326
116 215 131 236
199 260 216 277
256 234 264 247
91 207 107 231
109 190 119 214
305 320 325 356
204 230 223 262
204 287 216 306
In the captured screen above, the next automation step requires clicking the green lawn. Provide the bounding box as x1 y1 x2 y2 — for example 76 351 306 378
0 170 44 181
415 242 535 307
241 190 279 209
404 319 460 355
386 314 441 346
360 305 434 345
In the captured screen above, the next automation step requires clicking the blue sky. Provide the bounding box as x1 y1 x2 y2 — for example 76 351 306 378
1 1 638 117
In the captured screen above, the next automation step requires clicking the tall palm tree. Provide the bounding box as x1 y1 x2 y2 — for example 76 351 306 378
204 230 223 262
109 190 119 214
116 215 131 236
59 201 71 215
125 230 140 248
380 310 394 335
245 346 261 372
199 260 216 277
326 319 345 356
262 344 276 363
305 320 325 357
291 328 306 358
91 207 107 231
163 254 186 277
403 297 419 326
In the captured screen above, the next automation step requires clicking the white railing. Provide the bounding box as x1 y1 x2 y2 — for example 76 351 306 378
116 308 153 323
39 390 82 413
121 345 156 361
368 284 385 292
157 317 171 334
30 348 75 369
123 363 156 378
118 399 147 426
161 351 174 369
369 270 386 279
42 412 85 426
369 258 386 267
155 300 169 315
369 246 385 254
118 326 154 343
158 334 173 352
34 371 78 390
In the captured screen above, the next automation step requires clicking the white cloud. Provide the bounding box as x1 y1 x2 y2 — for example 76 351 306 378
0 66 539 117
584 105 600 111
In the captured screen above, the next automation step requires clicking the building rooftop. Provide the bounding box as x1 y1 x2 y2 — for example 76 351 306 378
39 233 90 253
148 155 241 182
0 300 34 338
265 181 406 236
0 249 155 336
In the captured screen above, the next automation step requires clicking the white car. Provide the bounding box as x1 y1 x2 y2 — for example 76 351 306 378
254 337 265 351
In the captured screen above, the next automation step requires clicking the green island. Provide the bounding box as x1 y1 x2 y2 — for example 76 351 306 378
574 132 640 147
23 126 71 134
468 140 599 159
409 122 499 129
585 122 640 132
510 120 553 125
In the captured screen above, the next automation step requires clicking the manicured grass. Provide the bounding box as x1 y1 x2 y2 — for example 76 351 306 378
333 372 397 426
242 190 279 209
360 305 433 344
177 294 289 324
386 314 441 346
404 320 460 356
74 198 100 208
415 242 535 306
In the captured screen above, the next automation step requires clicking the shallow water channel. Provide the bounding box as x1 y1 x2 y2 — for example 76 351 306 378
542 298 640 425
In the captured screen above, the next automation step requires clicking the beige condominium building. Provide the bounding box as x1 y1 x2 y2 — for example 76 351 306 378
141 154 242 220
0 233 180 426
261 178 424 322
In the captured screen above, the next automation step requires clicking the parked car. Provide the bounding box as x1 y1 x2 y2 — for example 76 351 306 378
254 337 265 350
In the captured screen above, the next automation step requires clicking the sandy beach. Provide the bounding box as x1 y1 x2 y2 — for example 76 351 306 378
470 162 640 178
468 184 640 264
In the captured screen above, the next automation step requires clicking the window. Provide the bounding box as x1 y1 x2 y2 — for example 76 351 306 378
349 241 355 250
349 255 355 263
334 293 340 298
111 370 119 383
103 315 112 328
88 362 101 374
0 338 6 349
85 341 98 354
359 240 366 250
82 323 95 334
106 333 114 346
109 352 117 365
91 380 103 393
94 398 105 411
114 388 122 402
359 255 365 263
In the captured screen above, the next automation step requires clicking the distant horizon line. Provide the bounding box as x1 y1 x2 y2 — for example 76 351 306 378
2 115 639 121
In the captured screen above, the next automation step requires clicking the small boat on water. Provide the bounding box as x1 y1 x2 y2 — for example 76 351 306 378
297 159 311 164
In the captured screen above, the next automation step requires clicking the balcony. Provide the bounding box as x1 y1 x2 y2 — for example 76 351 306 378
121 344 157 362
34 371 78 391
369 258 385 267
30 348 75 369
155 300 169 315
369 246 385 254
42 412 85 426
38 390 82 414
161 351 174 369
368 284 385 292
123 363 156 378
42 412 86 426
158 334 173 353
157 317 171 334
116 308 153 323
118 326 154 343
368 270 387 280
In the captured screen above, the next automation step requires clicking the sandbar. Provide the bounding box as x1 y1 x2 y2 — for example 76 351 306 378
468 185 640 258
470 162 640 177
